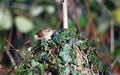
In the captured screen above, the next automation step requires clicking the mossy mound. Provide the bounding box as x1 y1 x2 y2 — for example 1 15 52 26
15 29 112 75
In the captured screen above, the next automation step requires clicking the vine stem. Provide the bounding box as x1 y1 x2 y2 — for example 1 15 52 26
63 0 68 29
110 19 114 54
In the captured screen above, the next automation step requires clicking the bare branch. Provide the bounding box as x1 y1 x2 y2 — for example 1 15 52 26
5 30 16 66
110 19 114 54
63 0 68 29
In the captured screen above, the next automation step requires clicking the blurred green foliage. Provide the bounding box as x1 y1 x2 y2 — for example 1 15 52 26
15 29 111 75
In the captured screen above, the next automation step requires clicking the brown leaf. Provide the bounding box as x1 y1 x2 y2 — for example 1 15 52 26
74 45 84 71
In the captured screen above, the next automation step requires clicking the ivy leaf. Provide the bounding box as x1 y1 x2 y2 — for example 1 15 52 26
59 44 72 63
60 66 71 75
70 48 78 65
75 40 88 50
38 63 47 75
26 71 32 75
31 60 39 67
15 16 33 33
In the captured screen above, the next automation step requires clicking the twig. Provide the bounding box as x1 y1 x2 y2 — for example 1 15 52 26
68 0 82 32
5 29 16 66
5 39 23 61
84 0 97 38
110 19 114 54
84 0 92 37
5 39 18 51
63 0 68 29
111 57 117 69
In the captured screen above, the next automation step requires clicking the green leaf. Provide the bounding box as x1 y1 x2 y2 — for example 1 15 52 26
15 68 22 75
59 44 72 63
15 16 34 33
38 63 47 75
0 5 12 30
26 71 32 75
52 29 69 45
48 40 55 48
23 70 33 75
31 59 39 67
75 40 88 50
70 48 78 65
71 70 82 75
60 66 71 75
56 58 62 64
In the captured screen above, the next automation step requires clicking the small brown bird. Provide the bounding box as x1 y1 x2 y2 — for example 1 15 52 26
35 28 55 40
